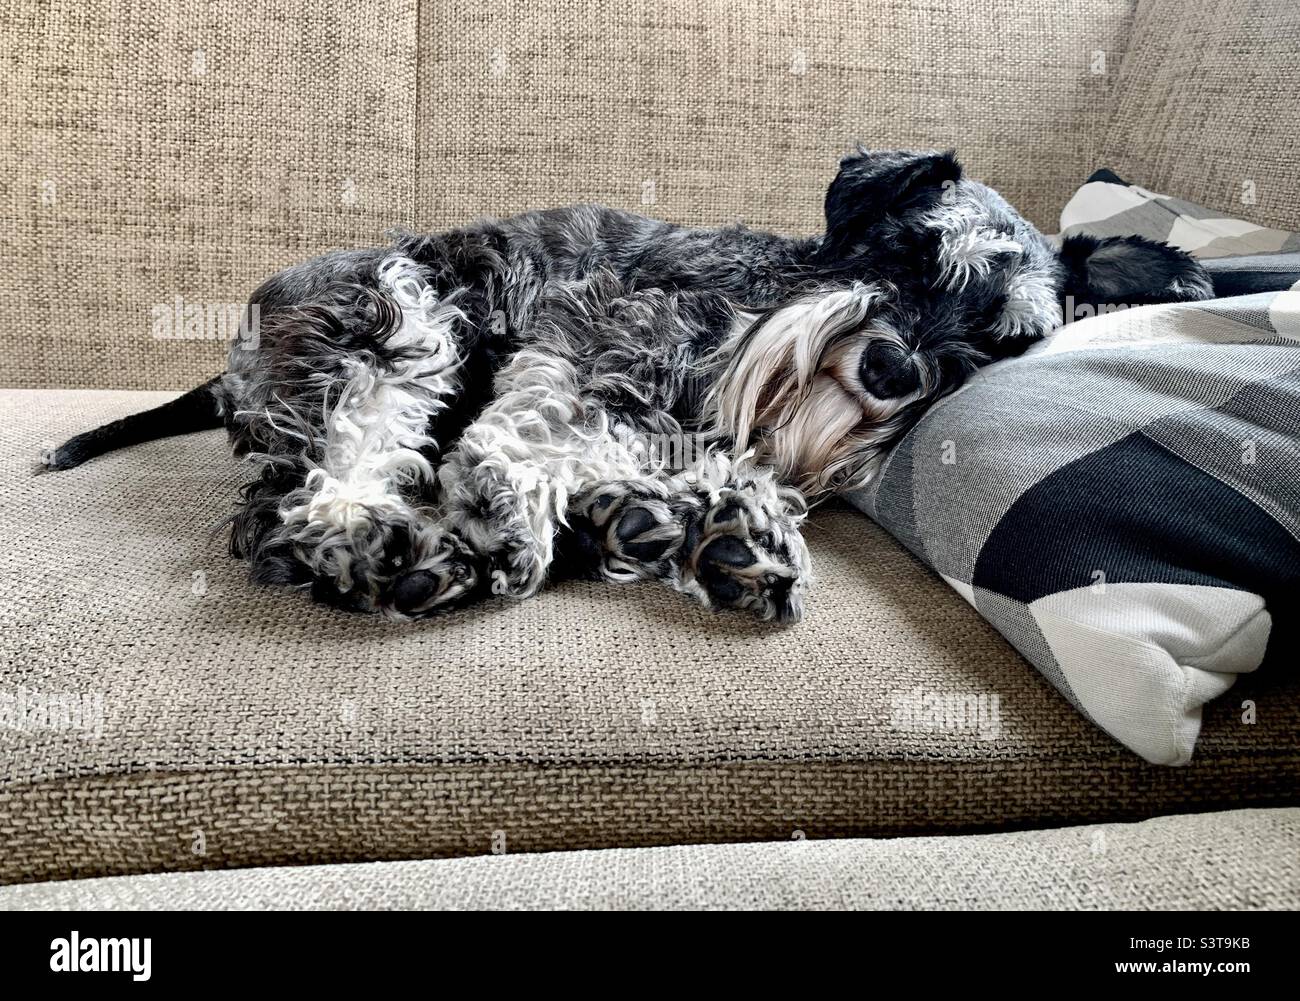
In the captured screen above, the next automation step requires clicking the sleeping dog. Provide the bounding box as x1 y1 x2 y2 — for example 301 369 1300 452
48 148 1212 623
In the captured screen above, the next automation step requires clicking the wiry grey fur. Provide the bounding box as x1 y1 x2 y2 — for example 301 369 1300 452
48 148 1213 623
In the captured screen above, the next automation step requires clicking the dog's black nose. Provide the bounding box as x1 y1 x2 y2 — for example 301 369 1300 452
859 340 920 399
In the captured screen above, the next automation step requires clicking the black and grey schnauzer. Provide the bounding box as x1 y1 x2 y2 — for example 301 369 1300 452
49 149 1212 623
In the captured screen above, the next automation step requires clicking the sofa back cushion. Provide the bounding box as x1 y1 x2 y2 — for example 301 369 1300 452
3 1 1132 389
2 2 418 391
1101 0 1300 233
417 0 1133 235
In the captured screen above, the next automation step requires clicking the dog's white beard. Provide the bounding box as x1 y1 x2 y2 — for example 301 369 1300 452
761 372 883 492
707 283 908 495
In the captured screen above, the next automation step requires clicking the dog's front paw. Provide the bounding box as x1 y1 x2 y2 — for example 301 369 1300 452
570 482 685 583
679 478 811 624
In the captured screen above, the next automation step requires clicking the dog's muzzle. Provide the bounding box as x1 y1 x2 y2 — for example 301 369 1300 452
859 339 921 399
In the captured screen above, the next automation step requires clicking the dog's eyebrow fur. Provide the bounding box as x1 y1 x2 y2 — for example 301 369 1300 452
923 202 1024 292
706 283 885 447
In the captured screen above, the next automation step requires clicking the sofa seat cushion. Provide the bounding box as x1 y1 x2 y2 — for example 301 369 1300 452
1 809 1295 910
2 391 1298 883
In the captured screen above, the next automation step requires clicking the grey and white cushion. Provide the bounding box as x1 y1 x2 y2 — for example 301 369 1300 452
846 290 1300 765
1060 171 1300 302
1061 169 1300 259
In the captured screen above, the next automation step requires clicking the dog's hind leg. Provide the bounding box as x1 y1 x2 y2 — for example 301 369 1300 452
384 342 649 617
234 253 479 612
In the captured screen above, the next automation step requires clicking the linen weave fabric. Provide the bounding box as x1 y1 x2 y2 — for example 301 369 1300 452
1099 0 1300 235
2 390 1298 883
4 0 1300 886
1 809 1295 910
2 0 1133 389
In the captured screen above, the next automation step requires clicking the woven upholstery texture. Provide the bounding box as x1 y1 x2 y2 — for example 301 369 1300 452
1 0 420 391
2 0 1134 390
2 809 1295 910
1101 0 1300 232
3 391 1297 884
417 0 1131 236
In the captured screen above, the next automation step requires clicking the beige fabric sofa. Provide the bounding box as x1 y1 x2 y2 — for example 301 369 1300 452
2 0 1297 908
2 810 1296 910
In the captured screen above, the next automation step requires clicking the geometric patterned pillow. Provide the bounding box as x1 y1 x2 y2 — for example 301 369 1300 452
1060 171 1300 306
1060 169 1300 259
1060 171 1300 301
845 290 1300 765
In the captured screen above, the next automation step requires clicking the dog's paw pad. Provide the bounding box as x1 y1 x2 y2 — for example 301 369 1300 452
392 570 442 613
384 537 482 617
612 502 682 563
572 484 685 581
684 493 809 624
693 532 803 624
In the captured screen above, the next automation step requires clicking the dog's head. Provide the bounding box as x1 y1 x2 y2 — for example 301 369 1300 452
709 147 1212 495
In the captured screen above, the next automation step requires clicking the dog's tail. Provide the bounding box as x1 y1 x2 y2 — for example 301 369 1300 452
44 374 230 471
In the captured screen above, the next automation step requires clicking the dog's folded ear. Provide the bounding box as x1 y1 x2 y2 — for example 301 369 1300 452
821 148 963 257
1058 234 1214 315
